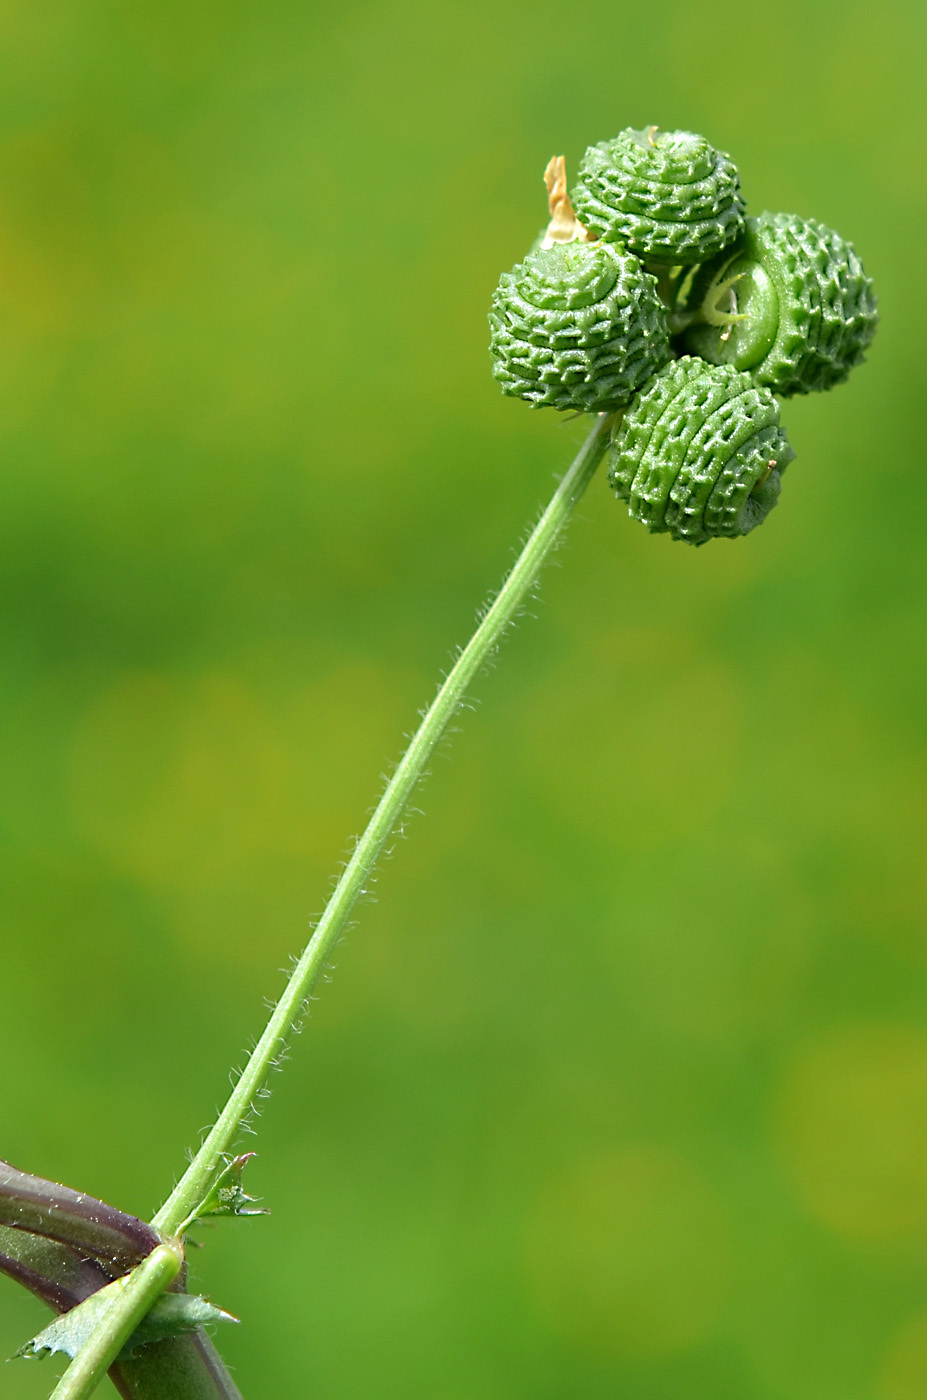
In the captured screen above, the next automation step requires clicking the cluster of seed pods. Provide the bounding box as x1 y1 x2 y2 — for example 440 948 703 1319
489 127 877 545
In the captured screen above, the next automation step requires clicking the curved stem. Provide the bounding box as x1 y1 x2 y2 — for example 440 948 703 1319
152 411 611 1236
0 1159 159 1275
109 1331 243 1400
0 1225 111 1315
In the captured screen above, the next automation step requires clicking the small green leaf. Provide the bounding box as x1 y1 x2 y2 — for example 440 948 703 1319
121 1294 238 1357
16 1280 236 1362
193 1155 268 1222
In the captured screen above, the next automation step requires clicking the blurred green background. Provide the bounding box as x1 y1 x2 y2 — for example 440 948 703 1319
0 1 924 1397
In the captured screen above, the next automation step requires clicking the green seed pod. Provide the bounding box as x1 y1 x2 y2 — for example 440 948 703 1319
571 126 745 266
684 212 878 396
607 357 795 546
489 238 671 413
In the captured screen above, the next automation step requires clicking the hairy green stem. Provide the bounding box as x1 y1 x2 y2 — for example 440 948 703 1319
152 411 610 1237
34 414 609 1400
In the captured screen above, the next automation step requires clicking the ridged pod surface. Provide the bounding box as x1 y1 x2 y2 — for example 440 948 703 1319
684 212 878 396
571 128 745 265
607 357 795 546
489 239 670 412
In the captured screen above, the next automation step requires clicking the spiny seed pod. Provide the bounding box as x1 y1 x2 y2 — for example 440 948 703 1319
571 126 745 266
683 211 878 396
489 157 670 412
607 357 795 546
489 240 671 412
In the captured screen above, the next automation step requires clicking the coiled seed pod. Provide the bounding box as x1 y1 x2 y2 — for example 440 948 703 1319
489 237 671 413
684 212 878 396
607 357 795 546
571 126 745 266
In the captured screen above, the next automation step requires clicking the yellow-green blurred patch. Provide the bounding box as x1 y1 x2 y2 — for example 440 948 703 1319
775 1025 927 1245
878 1310 927 1400
69 670 288 889
525 1146 733 1357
